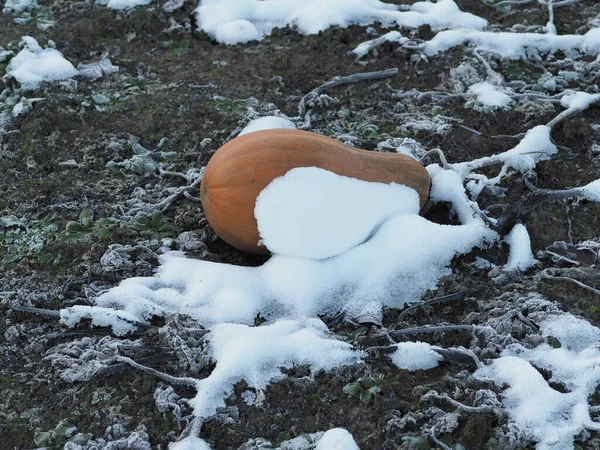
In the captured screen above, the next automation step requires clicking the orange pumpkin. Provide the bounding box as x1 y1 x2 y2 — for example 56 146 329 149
200 129 430 254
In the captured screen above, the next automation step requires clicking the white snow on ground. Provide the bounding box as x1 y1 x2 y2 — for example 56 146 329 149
194 0 486 45
255 167 420 259
191 319 361 417
352 30 406 58
5 37 78 90
315 428 360 450
560 91 600 111
390 342 442 371
60 166 497 419
95 0 153 9
476 312 600 450
466 81 513 112
423 28 600 58
239 116 296 136
504 224 537 271
451 125 557 181
582 179 600 201
64 213 496 333
169 436 212 450
427 164 480 224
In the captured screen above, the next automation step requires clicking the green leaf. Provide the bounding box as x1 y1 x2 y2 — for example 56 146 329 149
2 254 19 263
79 208 94 226
55 421 77 439
61 232 88 241
66 221 85 232
276 431 291 445
547 336 562 349
156 137 169 152
96 217 119 226
131 143 149 155
34 431 51 446
363 376 380 390
69 433 92 445
342 382 361 395
401 436 431 450
359 389 373 404
439 433 453 445
37 253 54 263
0 215 24 227
92 93 110 105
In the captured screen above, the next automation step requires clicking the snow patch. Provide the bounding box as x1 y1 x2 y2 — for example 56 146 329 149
315 428 360 450
239 116 296 136
5 37 78 90
504 224 536 271
390 341 443 371
195 0 486 45
169 436 211 450
477 312 600 450
424 28 600 59
96 0 153 9
466 81 513 112
191 319 361 417
255 167 420 259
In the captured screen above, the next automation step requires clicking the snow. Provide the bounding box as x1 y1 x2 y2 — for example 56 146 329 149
61 151 500 418
581 178 600 202
96 0 153 9
352 30 406 58
428 165 479 224
315 428 360 450
476 312 600 450
5 37 78 90
560 91 600 111
504 224 537 271
390 341 443 371
191 319 361 417
239 116 296 136
424 28 600 59
195 0 486 45
255 167 420 259
466 81 513 112
452 125 557 180
78 213 496 334
169 436 212 450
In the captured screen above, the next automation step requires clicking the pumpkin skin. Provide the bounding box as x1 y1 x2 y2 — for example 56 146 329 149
200 129 431 255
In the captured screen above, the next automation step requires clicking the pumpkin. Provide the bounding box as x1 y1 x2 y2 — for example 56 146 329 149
200 129 430 254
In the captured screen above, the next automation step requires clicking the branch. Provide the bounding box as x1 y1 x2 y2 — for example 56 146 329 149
423 391 506 417
398 290 469 320
114 355 198 387
297 69 398 117
389 324 474 338
493 186 588 231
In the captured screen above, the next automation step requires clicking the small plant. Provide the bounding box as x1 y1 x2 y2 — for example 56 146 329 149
106 139 176 176
333 120 380 138
213 95 257 114
60 209 120 241
33 421 91 449
342 374 383 405
0 215 58 263
130 210 173 238
160 39 189 56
